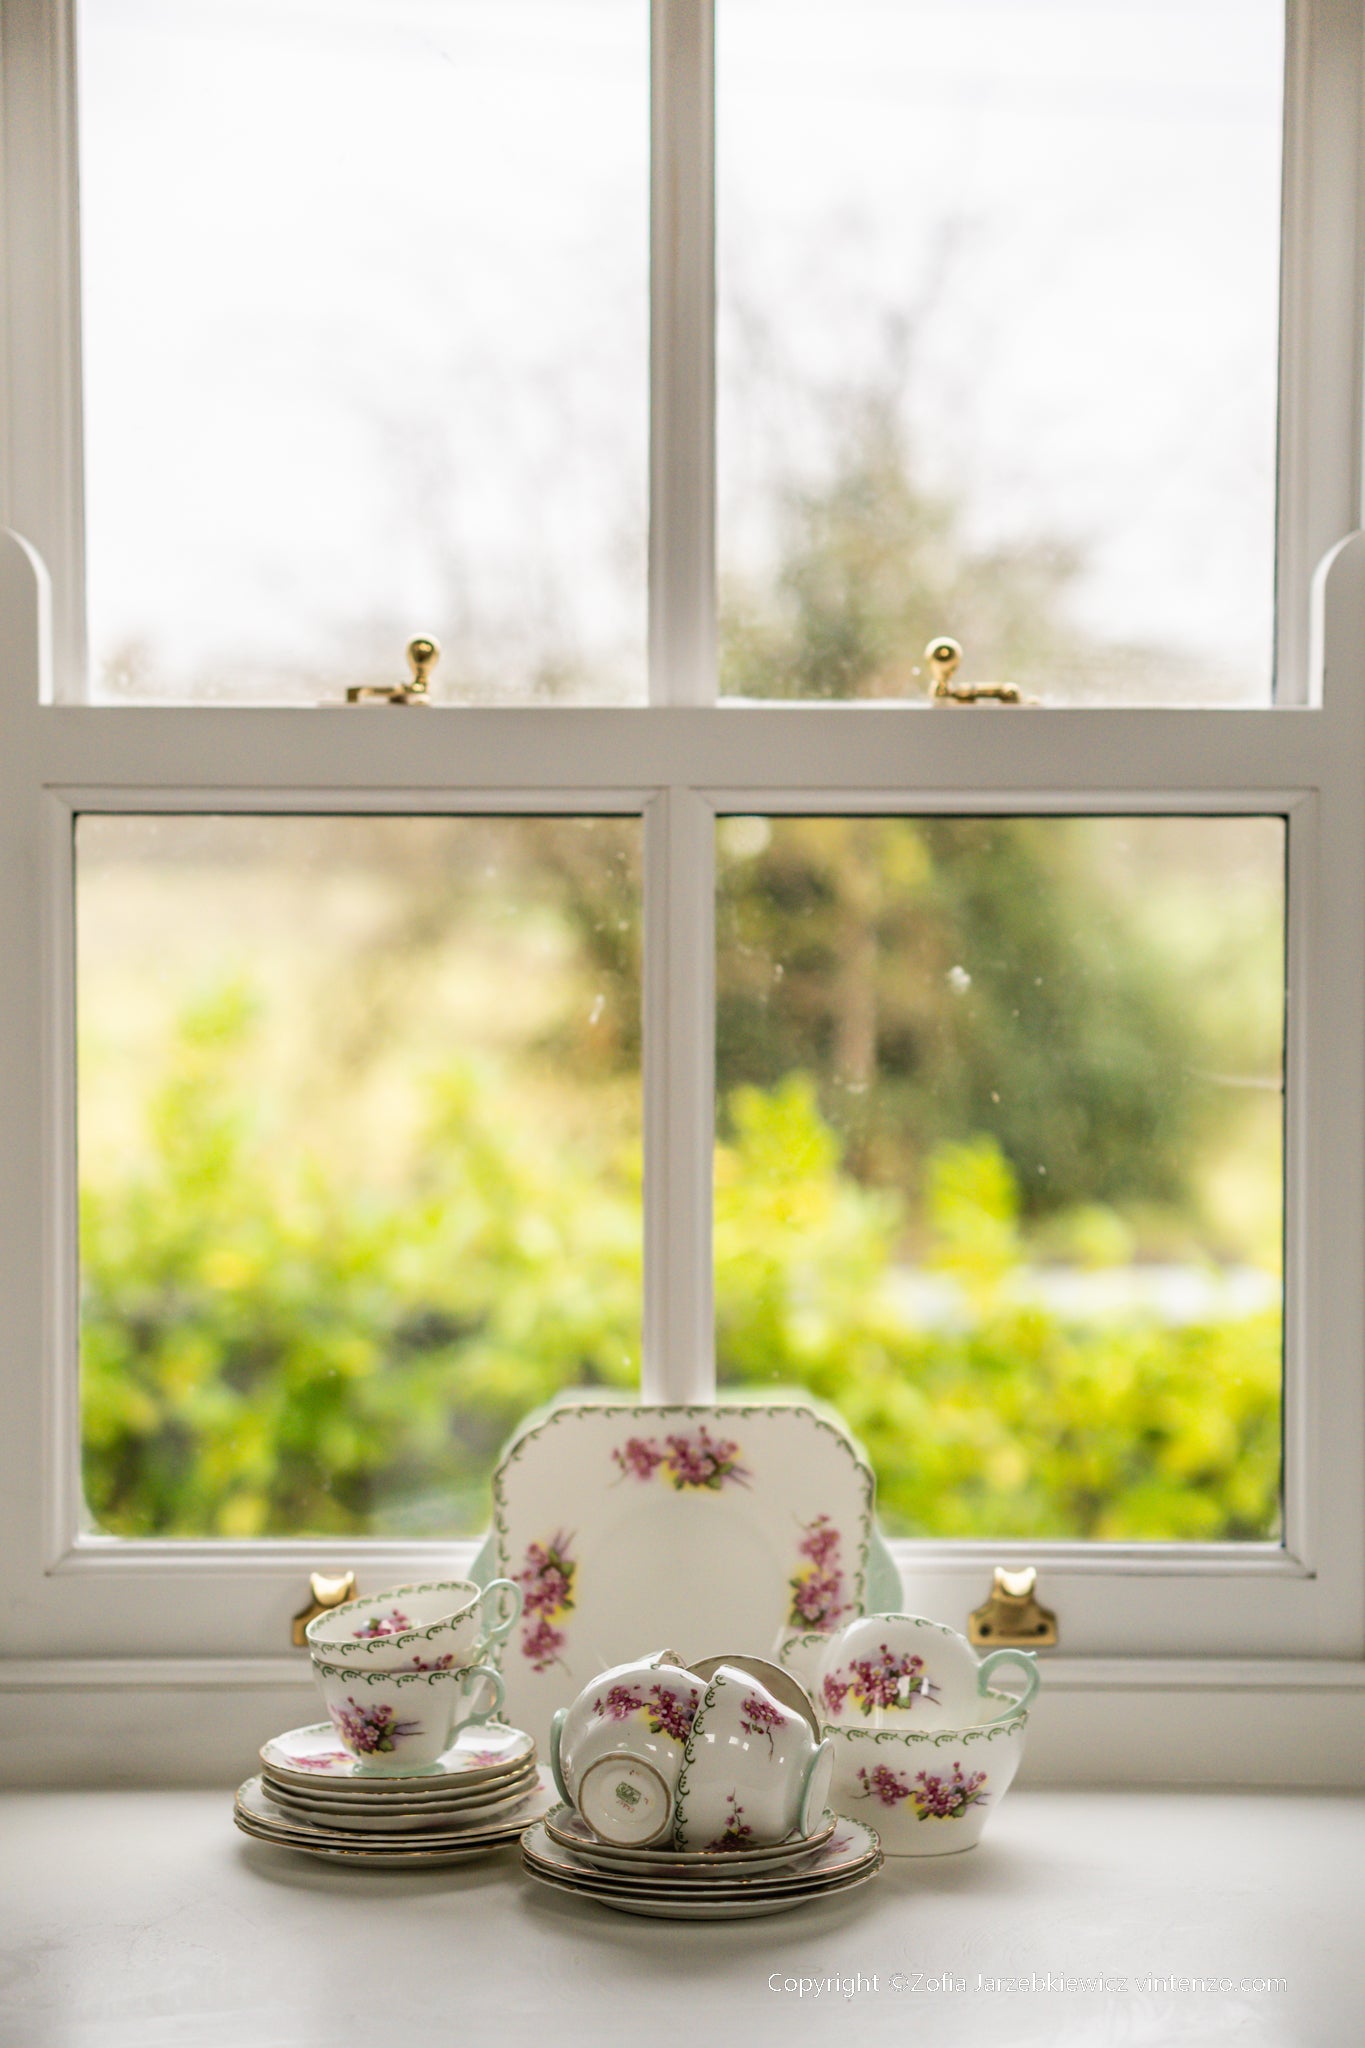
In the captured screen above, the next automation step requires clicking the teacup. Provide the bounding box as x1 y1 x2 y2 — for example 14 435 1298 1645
826 1688 1028 1856
671 1663 833 1851
803 1613 1039 1730
305 1577 521 1672
551 1650 703 1848
312 1655 505 1773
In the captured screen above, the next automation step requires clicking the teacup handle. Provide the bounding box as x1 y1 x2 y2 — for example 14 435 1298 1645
976 1648 1040 1721
476 1577 522 1647
549 1709 573 1807
456 1662 506 1728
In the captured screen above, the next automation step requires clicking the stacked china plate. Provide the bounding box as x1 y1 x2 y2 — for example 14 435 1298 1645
233 1722 554 1868
522 1806 882 1920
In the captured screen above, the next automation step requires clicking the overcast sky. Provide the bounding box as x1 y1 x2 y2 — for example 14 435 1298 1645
78 0 1281 701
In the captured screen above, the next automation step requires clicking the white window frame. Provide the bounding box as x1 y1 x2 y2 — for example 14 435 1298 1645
2 0 1364 1783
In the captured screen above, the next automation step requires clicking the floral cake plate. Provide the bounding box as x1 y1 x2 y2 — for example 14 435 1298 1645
490 1403 874 1750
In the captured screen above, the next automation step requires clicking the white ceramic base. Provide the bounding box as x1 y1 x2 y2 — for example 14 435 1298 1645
577 1754 674 1846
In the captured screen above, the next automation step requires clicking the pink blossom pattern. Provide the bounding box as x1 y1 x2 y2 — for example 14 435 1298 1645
403 1652 455 1672
855 1760 988 1821
821 1644 940 1718
591 1681 700 1744
739 1693 784 1754
351 1608 412 1638
328 1697 421 1756
911 1764 988 1820
611 1427 750 1491
465 1749 509 1766
706 1791 754 1851
787 1514 851 1631
290 1751 352 1772
514 1531 576 1672
613 1437 664 1481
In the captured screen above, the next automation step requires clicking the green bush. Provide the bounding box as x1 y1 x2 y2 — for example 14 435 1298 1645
82 994 1280 1542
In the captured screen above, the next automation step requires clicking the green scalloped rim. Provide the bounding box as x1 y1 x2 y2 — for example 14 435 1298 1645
489 1402 876 1676
308 1578 485 1655
311 1660 487 1689
824 1713 1027 1752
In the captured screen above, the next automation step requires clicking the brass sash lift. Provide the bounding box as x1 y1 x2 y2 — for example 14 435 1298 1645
345 636 440 706
925 636 1034 705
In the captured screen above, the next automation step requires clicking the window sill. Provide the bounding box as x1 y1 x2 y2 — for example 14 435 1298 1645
2 1787 1360 2043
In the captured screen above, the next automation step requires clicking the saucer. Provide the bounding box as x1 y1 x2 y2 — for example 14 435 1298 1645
264 1765 541 1833
542 1803 837 1872
520 1818 882 1920
235 1773 554 1863
260 1719 533 1791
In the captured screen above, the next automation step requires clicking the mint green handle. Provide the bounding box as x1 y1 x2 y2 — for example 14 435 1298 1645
549 1710 573 1807
455 1661 505 1728
976 1648 1039 1720
477 1577 522 1646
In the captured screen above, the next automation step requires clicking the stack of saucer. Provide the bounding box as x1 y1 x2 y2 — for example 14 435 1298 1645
521 1807 882 1919
234 1722 553 1868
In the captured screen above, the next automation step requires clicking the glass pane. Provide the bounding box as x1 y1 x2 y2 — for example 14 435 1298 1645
78 2 647 704
718 1 1283 705
77 814 642 1536
715 815 1285 1540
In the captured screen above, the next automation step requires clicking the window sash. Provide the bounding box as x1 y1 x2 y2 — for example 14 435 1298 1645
1 642 1361 1659
0 0 1362 1672
8 0 1356 708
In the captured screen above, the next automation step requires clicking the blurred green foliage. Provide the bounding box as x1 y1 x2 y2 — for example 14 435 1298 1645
715 815 1267 1225
82 1005 1278 1541
716 1082 1279 1540
81 983 640 1538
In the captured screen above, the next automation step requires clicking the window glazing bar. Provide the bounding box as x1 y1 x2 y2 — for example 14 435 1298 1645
648 0 716 705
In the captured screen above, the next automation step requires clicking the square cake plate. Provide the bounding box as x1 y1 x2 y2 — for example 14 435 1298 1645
490 1402 874 1749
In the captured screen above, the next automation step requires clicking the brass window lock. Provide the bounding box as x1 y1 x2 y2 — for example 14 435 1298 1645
290 1570 357 1648
345 636 439 706
924 635 1033 704
968 1565 1058 1648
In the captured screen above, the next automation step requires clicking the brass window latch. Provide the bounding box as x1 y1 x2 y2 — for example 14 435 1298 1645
968 1565 1058 1648
290 1569 357 1647
925 635 1034 705
345 635 439 706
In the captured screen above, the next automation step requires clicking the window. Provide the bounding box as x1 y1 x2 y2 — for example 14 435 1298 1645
2 1 1363 1773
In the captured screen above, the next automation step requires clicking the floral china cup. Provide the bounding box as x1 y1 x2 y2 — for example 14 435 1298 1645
312 1656 506 1773
826 1688 1028 1856
803 1613 1039 1731
672 1663 833 1852
306 1578 521 1672
551 1650 703 1847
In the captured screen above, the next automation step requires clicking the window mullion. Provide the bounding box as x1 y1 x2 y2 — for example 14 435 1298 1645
648 0 715 706
642 787 715 1400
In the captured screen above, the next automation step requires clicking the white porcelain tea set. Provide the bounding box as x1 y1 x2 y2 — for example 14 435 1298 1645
517 1614 1038 1911
233 1402 1043 1900
233 1576 558 1867
526 1650 880 1917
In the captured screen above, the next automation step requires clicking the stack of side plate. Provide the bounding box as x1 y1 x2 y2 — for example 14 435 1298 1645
521 1808 883 1920
234 1721 552 1868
